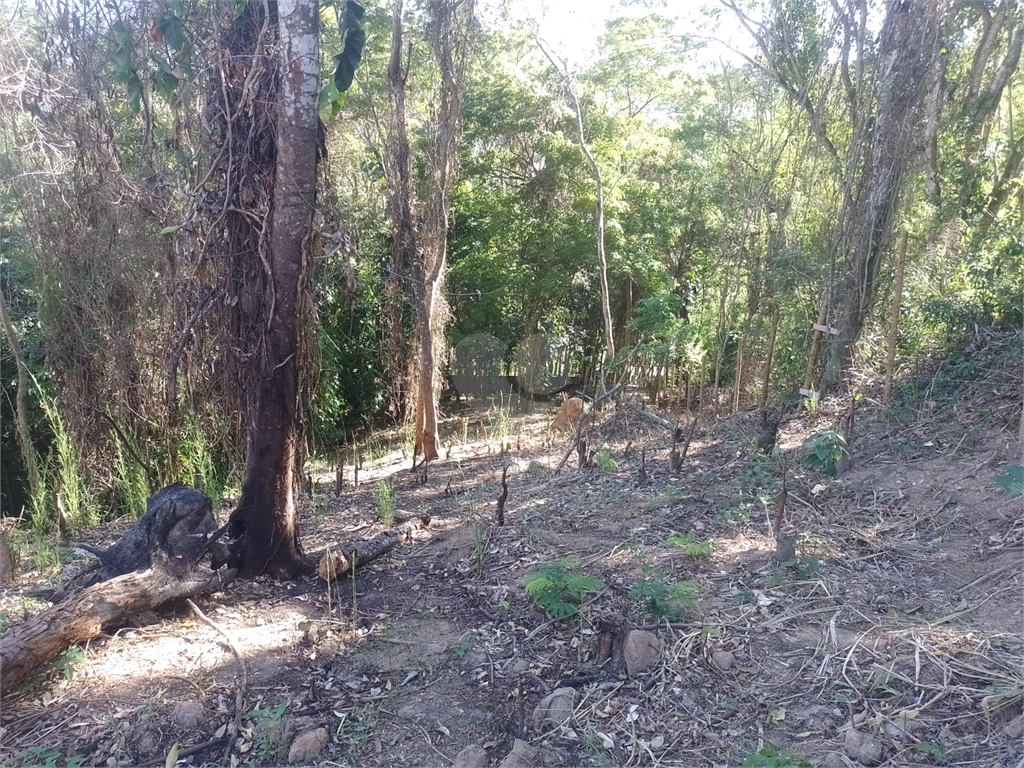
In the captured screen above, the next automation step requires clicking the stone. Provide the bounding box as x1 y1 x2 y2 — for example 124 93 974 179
453 744 488 768
844 728 883 766
288 727 329 764
169 700 204 728
624 630 663 677
134 732 158 756
819 752 851 768
531 687 577 732
711 650 734 671
539 745 571 766
1004 714 1024 739
498 739 540 768
792 704 834 730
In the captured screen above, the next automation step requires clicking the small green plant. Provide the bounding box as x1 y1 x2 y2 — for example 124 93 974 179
452 634 475 659
714 502 751 524
915 740 948 764
492 401 512 445
630 577 700 620
993 465 1024 497
595 452 618 472
802 430 849 478
17 747 61 768
804 392 819 414
741 747 812 767
375 480 395 527
666 533 712 558
247 700 289 762
53 646 87 682
0 610 9 634
27 535 62 573
525 556 604 620
779 554 821 580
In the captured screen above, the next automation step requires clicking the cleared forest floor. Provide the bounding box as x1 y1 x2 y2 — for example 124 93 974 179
1 333 1022 768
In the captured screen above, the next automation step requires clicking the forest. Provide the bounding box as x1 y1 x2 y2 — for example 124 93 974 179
0 0 1022 766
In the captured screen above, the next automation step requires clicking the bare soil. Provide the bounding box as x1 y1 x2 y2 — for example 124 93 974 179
2 335 1022 768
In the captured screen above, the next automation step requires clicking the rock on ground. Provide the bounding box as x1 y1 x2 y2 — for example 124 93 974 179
288 727 329 764
497 739 540 768
531 687 577 732
624 630 663 677
453 743 488 768
169 700 204 728
844 727 884 766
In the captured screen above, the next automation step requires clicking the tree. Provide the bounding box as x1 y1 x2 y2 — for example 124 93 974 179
384 0 473 462
822 0 946 388
535 37 616 392
221 0 322 577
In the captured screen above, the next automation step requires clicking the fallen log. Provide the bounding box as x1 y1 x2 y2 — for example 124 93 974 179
318 514 430 581
0 560 236 698
629 404 679 436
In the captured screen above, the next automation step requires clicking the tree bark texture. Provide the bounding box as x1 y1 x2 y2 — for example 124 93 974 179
823 0 945 390
386 0 471 463
0 563 236 698
316 514 430 581
228 0 319 577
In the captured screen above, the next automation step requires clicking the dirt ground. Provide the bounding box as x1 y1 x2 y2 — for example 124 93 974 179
1 334 1022 768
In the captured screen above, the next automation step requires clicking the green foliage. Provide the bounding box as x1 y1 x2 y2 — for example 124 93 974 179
630 575 700 620
666 534 712 558
993 466 1024 497
741 747 812 768
0 610 8 635
490 400 512 445
53 646 87 682
802 430 848 478
525 556 604 620
714 503 752 525
630 553 700 619
113 440 149 519
321 0 368 121
375 480 395 527
247 700 289 763
176 417 226 511
779 554 821 580
39 399 97 533
452 634 475 659
915 740 948 764
311 256 387 445
595 452 618 472
17 747 61 768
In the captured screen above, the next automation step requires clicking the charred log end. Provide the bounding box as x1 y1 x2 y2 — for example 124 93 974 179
596 612 629 676
776 526 798 563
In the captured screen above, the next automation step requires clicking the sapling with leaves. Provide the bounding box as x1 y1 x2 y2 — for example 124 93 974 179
525 556 604 620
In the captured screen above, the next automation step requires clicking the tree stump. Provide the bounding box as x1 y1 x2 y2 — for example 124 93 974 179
54 482 226 602
596 612 629 676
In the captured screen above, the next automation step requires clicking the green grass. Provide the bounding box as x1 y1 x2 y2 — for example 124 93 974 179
375 480 395 527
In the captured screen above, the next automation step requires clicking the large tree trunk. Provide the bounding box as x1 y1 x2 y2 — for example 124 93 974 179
822 0 944 390
386 0 471 463
1 562 235 698
228 0 320 577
